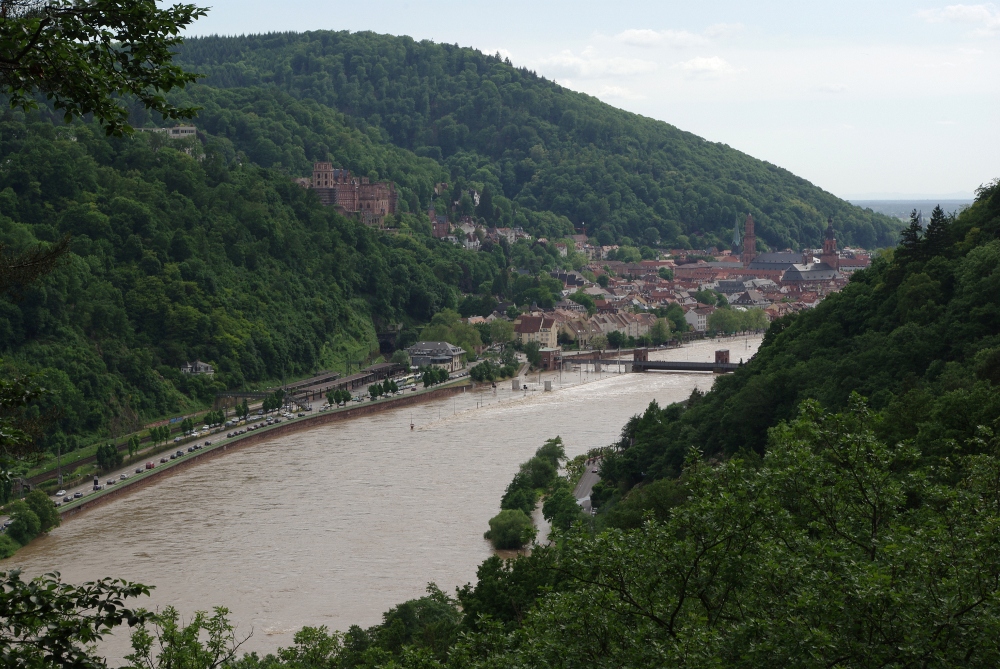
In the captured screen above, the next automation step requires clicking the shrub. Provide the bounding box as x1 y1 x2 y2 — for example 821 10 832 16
484 509 536 550
96 443 123 472
0 534 19 558
542 485 586 532
6 501 40 546
520 456 557 490
23 490 60 533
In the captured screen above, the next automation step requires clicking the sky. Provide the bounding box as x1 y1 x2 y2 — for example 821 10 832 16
183 1 999 200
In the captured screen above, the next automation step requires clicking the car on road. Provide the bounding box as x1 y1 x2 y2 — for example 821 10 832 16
146 462 155 469
63 496 72 503
135 467 144 474
160 457 168 463
106 479 116 486
56 489 66 496
591 468 598 473
120 473 128 480
174 436 182 443
175 450 184 457
73 491 83 498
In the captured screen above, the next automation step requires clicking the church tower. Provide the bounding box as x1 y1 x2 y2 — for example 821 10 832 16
731 217 741 255
820 217 839 270
741 213 757 266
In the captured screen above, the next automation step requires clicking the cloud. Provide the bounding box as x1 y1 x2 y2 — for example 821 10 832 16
817 83 848 93
703 23 745 39
539 49 657 78
613 23 743 48
917 4 1000 35
595 85 646 100
615 28 708 47
672 56 742 77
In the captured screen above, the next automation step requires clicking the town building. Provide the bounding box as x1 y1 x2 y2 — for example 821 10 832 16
180 360 214 376
406 341 466 371
684 306 715 332
741 213 757 266
513 315 558 348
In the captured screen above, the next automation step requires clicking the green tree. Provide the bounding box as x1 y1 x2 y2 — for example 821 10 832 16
124 605 248 669
483 509 536 550
707 307 740 334
390 350 411 367
5 500 40 545
489 319 515 346
524 341 542 368
23 489 60 533
590 333 608 351
649 317 671 345
0 569 150 668
658 267 674 281
606 330 625 349
1 0 207 135
95 443 122 472
568 290 596 316
542 484 584 532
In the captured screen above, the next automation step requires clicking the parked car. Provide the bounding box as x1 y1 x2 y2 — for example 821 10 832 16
173 436 181 443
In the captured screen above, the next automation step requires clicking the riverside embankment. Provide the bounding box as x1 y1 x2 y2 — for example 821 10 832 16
10 336 761 663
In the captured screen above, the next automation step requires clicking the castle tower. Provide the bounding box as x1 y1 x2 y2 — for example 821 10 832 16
741 213 757 266
820 217 839 270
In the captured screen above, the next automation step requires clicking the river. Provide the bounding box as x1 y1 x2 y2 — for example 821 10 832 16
9 336 761 660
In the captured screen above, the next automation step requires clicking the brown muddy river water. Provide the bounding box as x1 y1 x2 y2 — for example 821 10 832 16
10 336 760 661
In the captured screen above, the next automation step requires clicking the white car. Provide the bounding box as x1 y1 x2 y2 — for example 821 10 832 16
56 489 66 496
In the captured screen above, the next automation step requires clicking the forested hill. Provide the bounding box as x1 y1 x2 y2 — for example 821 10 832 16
0 111 500 449
599 180 1000 505
171 31 901 251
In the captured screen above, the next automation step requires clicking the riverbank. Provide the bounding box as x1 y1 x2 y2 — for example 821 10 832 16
10 336 763 662
57 382 471 520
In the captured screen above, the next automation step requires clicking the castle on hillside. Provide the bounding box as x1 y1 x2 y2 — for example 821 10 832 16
296 162 398 227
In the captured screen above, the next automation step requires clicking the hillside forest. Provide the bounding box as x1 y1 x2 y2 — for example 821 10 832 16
170 31 901 251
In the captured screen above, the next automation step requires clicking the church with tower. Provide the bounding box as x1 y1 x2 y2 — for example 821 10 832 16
733 214 843 285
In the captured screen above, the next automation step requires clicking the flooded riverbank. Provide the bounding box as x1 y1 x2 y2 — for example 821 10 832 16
9 336 761 660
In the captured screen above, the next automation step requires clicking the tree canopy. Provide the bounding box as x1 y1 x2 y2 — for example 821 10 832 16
0 0 207 135
170 31 902 250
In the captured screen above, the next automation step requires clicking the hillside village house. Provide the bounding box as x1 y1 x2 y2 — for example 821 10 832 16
684 307 715 333
406 341 466 372
513 315 558 348
180 360 214 376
